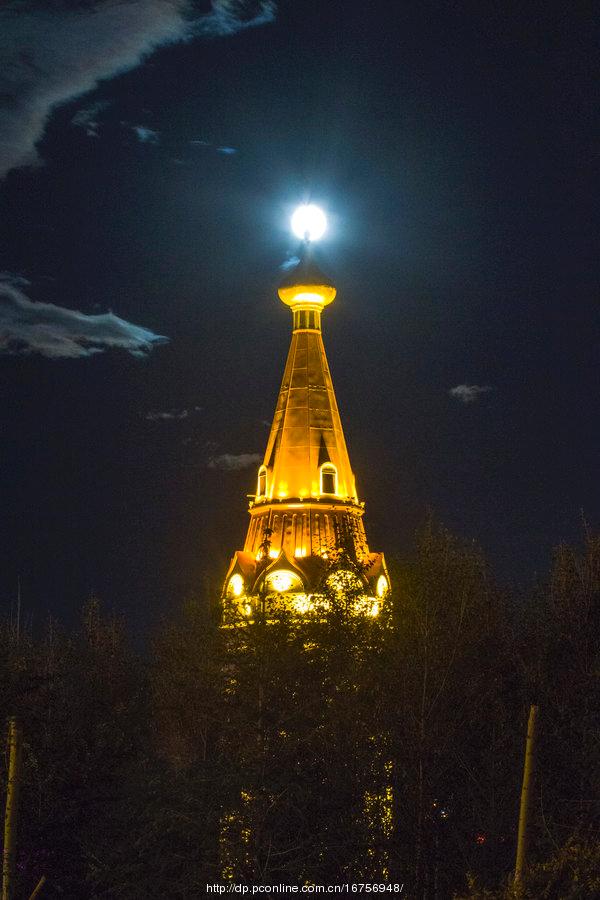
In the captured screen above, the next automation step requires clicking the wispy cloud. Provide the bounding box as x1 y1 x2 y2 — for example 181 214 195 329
279 255 300 271
0 0 276 178
449 384 493 404
145 405 202 421
209 0 275 34
71 101 110 138
130 124 159 144
190 139 237 155
0 273 168 359
146 409 188 421
208 452 261 471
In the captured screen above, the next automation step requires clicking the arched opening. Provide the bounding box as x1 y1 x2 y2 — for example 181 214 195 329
265 570 303 593
226 573 244 598
376 575 389 598
320 463 337 495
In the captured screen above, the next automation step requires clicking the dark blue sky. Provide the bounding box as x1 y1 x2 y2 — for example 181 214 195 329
0 0 597 630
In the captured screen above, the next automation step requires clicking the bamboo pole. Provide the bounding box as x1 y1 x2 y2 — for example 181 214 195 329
2 717 22 900
514 704 539 886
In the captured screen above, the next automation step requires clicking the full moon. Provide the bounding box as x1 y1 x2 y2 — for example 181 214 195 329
291 204 327 241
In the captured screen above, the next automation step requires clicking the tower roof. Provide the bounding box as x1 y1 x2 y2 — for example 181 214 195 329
259 328 357 502
260 250 356 505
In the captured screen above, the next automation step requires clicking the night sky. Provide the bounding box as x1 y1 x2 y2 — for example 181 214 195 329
1 1 597 632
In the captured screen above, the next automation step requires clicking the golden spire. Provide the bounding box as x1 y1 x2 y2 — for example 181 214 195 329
222 219 389 613
260 242 356 506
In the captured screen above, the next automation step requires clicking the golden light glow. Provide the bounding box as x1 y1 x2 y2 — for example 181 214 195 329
228 574 244 597
351 595 380 617
293 291 326 305
291 204 326 242
293 594 312 614
326 569 363 596
376 575 388 598
243 603 252 616
269 548 279 559
266 570 300 593
278 282 336 308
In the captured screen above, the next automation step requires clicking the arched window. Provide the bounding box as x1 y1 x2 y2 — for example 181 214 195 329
376 575 389 598
257 466 267 498
227 573 244 598
266 570 303 594
320 463 337 495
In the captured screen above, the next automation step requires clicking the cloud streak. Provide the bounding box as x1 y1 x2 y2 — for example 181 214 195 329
0 0 276 178
449 384 493 404
146 409 188 421
145 405 202 421
208 452 261 471
0 273 168 359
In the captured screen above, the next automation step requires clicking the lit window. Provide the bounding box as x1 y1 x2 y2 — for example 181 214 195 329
320 463 337 495
266 570 302 593
376 575 389 598
257 466 267 498
227 574 244 597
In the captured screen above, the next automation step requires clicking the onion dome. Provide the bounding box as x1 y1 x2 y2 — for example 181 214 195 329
278 244 337 308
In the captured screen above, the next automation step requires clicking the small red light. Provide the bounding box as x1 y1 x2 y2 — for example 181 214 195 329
475 833 486 845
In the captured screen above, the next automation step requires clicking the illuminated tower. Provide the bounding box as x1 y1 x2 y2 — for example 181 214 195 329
223 214 388 614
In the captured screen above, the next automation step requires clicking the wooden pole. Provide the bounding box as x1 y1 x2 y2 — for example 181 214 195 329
2 717 22 900
28 875 46 899
514 704 539 886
